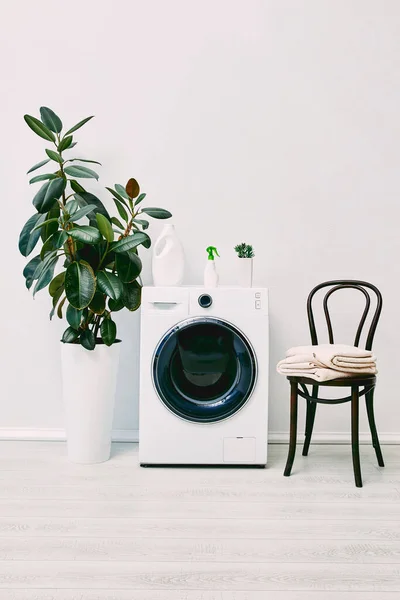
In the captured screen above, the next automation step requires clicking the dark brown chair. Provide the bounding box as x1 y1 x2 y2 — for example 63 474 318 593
283 280 384 487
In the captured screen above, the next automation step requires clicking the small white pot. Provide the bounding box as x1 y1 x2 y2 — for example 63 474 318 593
237 258 253 287
61 341 121 464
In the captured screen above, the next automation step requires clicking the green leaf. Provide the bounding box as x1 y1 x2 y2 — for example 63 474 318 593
74 191 111 224
57 296 67 319
80 329 96 350
101 317 117 346
64 116 94 136
27 158 51 174
97 271 123 301
32 217 59 233
65 199 79 215
58 135 73 152
135 192 146 206
23 255 41 289
139 231 151 249
76 243 103 271
96 213 114 242
29 173 58 184
45 149 63 163
111 232 149 253
115 252 142 283
141 207 172 219
65 261 97 310
115 184 131 201
105 187 129 208
32 250 57 280
69 226 102 245
125 178 140 199
123 281 142 311
40 237 55 260
108 296 124 312
33 255 58 296
113 198 129 222
111 217 124 229
24 114 55 142
32 178 66 213
52 230 68 248
41 205 60 242
89 291 106 315
49 286 64 320
66 304 82 330
68 158 101 165
133 218 149 230
30 249 57 290
19 213 46 256
70 180 86 194
40 107 63 133
64 165 99 180
49 271 65 297
61 326 79 343
68 204 98 223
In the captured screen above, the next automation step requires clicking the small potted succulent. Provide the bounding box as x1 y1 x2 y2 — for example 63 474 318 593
234 242 255 288
20 106 172 463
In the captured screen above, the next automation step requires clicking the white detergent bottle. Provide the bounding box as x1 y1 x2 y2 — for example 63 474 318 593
204 246 220 288
152 224 185 286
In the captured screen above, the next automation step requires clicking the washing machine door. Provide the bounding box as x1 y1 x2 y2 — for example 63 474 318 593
152 317 257 423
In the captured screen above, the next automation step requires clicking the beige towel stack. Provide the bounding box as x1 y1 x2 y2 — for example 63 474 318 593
277 344 377 382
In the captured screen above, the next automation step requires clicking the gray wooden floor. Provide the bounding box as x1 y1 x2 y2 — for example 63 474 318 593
0 441 399 599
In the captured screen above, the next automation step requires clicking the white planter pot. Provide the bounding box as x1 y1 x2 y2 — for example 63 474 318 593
61 341 121 464
237 258 253 287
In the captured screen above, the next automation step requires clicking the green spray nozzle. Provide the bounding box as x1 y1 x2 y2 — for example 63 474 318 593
206 246 220 260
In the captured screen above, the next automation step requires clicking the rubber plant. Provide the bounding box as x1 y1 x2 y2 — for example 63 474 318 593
20 107 172 350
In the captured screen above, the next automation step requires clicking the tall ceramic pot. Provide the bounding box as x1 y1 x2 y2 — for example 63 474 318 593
237 257 253 287
61 341 121 464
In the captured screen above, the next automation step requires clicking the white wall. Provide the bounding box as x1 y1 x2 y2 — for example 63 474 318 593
1 0 400 440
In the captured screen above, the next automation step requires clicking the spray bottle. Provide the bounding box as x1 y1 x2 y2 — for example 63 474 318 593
204 246 220 288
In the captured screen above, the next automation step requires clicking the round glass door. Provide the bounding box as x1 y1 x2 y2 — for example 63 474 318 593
153 317 257 423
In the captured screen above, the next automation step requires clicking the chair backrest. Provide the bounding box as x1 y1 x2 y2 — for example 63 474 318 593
307 280 383 351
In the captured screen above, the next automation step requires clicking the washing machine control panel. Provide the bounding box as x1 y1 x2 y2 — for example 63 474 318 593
198 294 213 308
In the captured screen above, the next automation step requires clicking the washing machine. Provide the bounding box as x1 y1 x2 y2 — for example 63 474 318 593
139 286 269 466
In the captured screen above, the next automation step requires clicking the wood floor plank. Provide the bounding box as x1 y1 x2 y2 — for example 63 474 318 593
1 592 400 600
0 468 388 487
0 561 399 591
1 516 400 540
0 483 397 502
0 498 399 519
1 537 400 563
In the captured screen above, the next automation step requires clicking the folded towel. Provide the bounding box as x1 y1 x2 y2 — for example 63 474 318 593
286 344 377 374
276 359 359 382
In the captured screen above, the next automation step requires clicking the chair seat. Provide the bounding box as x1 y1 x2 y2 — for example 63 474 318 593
287 375 376 387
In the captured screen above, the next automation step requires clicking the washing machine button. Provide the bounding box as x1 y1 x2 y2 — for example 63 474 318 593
198 294 213 308
255 299 261 309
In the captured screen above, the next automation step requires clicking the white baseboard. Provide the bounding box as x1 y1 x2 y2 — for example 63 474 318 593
0 428 139 442
0 428 399 444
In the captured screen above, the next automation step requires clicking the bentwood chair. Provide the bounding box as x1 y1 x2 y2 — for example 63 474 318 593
283 280 384 487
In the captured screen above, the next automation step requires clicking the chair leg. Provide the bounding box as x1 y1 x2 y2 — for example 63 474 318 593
302 385 318 456
284 382 298 477
366 387 384 467
351 386 362 488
